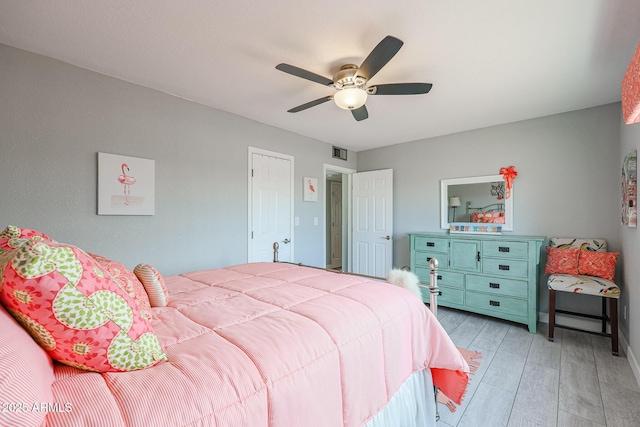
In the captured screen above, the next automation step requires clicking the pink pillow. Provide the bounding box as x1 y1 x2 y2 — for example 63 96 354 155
90 253 153 320
134 263 169 307
578 251 619 281
471 212 505 224
0 238 167 372
544 247 580 275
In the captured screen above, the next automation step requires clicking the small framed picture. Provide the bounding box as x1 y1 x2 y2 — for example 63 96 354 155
622 150 637 227
303 177 318 202
98 152 155 215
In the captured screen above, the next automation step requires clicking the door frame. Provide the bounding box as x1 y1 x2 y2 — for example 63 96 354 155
329 180 343 269
248 147 295 262
323 163 356 272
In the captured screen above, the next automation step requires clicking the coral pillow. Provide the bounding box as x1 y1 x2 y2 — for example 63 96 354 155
544 247 580 275
90 253 153 320
0 238 167 372
472 211 505 224
578 251 619 281
134 263 169 307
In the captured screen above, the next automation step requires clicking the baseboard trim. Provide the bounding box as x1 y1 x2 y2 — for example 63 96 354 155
622 334 640 389
538 311 611 334
539 311 640 388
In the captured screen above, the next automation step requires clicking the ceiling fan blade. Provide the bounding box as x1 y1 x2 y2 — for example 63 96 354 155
358 36 404 81
351 105 368 121
369 83 433 95
287 96 333 113
276 63 334 86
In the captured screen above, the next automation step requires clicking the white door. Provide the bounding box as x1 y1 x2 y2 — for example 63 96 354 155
352 169 393 277
248 149 293 262
330 181 343 269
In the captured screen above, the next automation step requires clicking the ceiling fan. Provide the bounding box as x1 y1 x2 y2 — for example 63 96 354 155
276 35 432 122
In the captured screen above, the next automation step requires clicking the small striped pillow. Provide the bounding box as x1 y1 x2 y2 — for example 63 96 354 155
134 264 169 307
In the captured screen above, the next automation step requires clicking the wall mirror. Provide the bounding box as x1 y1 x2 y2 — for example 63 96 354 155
440 174 513 231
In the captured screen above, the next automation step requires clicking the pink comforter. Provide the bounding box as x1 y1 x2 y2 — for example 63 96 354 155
46 263 468 427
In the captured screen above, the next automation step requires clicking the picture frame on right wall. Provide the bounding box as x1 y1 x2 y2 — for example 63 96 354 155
622 149 637 227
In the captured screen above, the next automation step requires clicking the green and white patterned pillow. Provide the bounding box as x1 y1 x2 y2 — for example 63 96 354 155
0 237 167 372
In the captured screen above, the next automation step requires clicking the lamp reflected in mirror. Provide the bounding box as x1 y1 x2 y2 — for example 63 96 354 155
449 196 461 222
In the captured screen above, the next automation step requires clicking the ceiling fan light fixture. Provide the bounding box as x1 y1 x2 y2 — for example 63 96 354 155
333 87 368 110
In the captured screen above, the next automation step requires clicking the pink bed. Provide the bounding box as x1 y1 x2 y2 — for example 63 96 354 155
1 262 468 427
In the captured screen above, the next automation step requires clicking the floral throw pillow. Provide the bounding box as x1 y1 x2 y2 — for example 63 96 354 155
0 238 167 372
578 251 619 281
89 253 153 320
544 247 580 275
133 264 169 307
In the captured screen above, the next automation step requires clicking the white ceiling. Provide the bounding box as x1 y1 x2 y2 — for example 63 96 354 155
1 1 639 152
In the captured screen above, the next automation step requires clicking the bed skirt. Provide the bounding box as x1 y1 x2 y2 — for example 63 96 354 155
365 369 437 427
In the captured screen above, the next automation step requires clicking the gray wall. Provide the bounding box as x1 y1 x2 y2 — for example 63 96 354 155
0 43 356 275
357 104 623 328
620 119 640 373
2 42 636 374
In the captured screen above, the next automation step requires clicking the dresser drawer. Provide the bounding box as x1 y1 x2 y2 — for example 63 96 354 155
438 270 464 288
483 240 529 259
413 236 448 253
482 258 529 278
414 252 449 268
466 274 528 298
420 285 464 306
465 291 527 317
416 267 464 288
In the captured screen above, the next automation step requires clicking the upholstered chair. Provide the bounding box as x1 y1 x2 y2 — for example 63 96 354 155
545 238 620 356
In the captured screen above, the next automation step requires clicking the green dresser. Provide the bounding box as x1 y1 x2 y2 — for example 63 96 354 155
409 232 545 333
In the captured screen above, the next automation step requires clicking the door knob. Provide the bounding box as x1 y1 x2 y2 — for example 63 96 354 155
283 238 291 244
381 235 391 240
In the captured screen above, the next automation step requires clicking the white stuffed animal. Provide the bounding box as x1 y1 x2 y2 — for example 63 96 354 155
386 268 422 300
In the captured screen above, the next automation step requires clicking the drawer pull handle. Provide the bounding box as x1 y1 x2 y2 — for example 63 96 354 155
437 275 442 280
499 265 510 271
490 300 500 307
426 257 432 261
438 291 442 296
426 242 435 247
498 246 510 252
489 282 500 289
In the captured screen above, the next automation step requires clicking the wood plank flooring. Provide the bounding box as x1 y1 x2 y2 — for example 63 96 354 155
434 307 640 427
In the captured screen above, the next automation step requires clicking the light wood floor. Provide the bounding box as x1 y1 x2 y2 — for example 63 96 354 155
434 307 640 427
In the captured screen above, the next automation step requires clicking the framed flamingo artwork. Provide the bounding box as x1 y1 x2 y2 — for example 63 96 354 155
303 177 318 202
98 152 155 215
621 149 637 227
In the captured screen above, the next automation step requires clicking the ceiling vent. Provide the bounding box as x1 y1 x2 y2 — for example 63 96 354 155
332 146 347 161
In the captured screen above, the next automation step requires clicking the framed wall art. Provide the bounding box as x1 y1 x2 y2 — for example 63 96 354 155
621 149 637 227
98 152 155 215
303 177 318 202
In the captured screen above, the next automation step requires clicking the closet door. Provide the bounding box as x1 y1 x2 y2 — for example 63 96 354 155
248 149 293 262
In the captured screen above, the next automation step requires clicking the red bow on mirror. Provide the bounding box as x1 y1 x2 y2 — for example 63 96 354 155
499 166 517 199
